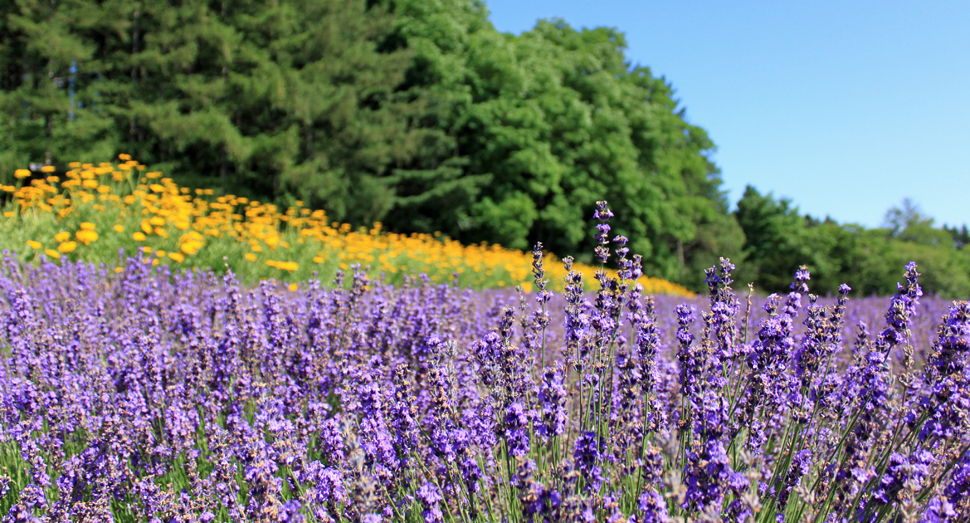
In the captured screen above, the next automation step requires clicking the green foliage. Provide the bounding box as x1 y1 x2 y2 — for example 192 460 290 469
734 185 817 291
384 7 742 286
734 188 970 299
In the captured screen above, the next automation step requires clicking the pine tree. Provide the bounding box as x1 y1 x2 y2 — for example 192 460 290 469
0 0 117 177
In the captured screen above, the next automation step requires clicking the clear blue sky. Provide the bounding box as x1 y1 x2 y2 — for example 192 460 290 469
484 1 970 228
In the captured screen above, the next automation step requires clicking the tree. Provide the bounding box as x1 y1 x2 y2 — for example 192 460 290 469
943 224 970 250
882 198 951 247
382 11 741 285
734 185 820 292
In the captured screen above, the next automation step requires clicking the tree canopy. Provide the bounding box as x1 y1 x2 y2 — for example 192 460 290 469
734 186 970 298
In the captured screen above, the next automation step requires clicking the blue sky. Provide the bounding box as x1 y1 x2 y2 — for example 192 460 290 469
484 1 970 228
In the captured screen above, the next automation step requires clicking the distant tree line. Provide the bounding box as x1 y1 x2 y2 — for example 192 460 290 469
735 188 970 298
1 0 966 296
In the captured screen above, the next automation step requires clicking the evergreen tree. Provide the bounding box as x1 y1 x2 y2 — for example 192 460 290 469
0 0 118 176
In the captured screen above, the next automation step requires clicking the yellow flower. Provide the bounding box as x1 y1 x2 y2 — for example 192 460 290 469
142 247 152 253
149 216 166 226
54 231 71 243
313 256 324 264
82 179 99 189
3 211 14 218
244 253 257 262
114 267 124 273
288 283 299 292
118 153 131 161
76 230 99 245
40 165 55 173
14 169 30 179
168 252 185 263
141 221 152 234
113 224 124 233
58 241 77 253
45 249 61 259
80 222 96 231
132 232 146 241
156 250 167 257
26 241 42 249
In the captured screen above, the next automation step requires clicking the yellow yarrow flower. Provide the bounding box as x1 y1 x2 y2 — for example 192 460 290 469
45 249 61 259
288 283 299 292
40 165 55 173
26 241 42 249
14 169 30 179
58 241 77 253
168 252 185 263
114 224 124 233
54 231 71 243
133 232 146 241
76 230 99 245
244 253 257 262
80 222 96 231
277 261 298 272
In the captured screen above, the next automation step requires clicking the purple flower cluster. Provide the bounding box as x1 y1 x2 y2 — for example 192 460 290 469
0 202 968 522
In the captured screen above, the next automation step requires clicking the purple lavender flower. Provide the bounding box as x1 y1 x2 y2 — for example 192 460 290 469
416 482 444 523
504 401 532 458
574 432 604 491
874 450 935 504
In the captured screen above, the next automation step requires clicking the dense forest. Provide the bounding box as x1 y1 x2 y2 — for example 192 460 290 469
1 0 967 296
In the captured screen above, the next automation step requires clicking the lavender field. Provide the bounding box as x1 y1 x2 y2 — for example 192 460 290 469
1 204 968 522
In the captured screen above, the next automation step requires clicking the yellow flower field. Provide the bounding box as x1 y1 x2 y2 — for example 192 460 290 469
0 156 695 297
